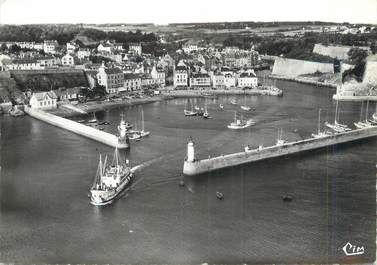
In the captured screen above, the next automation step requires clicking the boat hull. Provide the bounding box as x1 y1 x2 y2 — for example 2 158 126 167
90 173 133 206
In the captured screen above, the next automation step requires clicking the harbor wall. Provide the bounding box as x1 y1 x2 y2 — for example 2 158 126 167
183 127 377 175
272 58 335 77
24 106 128 149
163 88 280 98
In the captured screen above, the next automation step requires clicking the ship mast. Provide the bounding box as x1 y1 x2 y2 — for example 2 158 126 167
359 101 364 122
334 100 339 124
141 108 145 132
317 109 321 134
365 100 369 122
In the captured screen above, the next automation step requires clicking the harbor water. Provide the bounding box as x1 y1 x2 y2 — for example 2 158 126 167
1 80 376 263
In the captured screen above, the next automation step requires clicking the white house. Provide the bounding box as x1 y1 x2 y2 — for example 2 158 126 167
66 42 77 54
5 59 43 70
224 73 236 88
97 43 113 54
128 43 142 55
97 64 124 94
190 73 211 88
122 73 142 92
238 70 258 88
43 40 58 54
212 73 225 89
29 91 58 109
37 56 59 67
77 48 91 59
173 63 188 87
61 53 74 66
151 66 166 87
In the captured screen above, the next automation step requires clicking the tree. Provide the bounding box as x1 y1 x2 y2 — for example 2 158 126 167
0 43 8 52
9 44 21 54
348 48 368 65
370 42 377 55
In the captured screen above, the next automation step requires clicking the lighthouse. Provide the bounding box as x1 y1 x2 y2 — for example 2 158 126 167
187 137 195 162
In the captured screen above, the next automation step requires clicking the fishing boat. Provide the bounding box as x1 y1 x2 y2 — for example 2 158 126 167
184 100 197 116
194 105 200 111
203 101 212 119
140 108 150 137
227 111 255 129
312 109 331 138
87 113 97 123
90 149 133 206
219 104 224 110
275 128 287 146
240 95 251 111
230 99 237 105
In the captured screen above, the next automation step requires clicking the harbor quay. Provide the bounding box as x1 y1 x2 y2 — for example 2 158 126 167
183 126 377 176
24 106 129 149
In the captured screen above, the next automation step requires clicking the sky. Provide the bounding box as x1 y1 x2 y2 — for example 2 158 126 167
1 0 377 25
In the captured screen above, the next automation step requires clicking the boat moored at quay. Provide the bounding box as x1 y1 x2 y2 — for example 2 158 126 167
183 125 377 176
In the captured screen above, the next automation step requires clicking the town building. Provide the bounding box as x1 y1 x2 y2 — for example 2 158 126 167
4 59 43 70
43 40 58 54
182 41 199 54
141 74 159 87
29 91 58 109
66 42 77 54
151 66 166 87
61 53 75 66
97 43 113 54
97 64 124 94
237 70 258 88
53 87 81 101
77 48 91 59
224 73 237 88
173 63 189 87
122 73 142 92
190 73 211 88
128 43 142 55
37 56 59 67
212 72 225 89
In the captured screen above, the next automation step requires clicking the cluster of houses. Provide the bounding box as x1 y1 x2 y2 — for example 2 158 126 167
173 61 258 89
1 37 264 110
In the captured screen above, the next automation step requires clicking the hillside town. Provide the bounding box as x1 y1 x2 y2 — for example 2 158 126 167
0 37 271 113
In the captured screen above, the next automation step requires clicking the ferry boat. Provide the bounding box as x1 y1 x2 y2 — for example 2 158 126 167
227 111 255 129
90 149 133 206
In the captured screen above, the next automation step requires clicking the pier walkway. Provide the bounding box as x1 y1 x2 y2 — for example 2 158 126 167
24 106 128 149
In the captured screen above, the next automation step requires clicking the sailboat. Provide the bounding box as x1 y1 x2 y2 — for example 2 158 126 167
87 112 97 123
184 99 197 116
240 95 251 111
275 128 286 146
140 108 150 137
89 149 133 206
312 109 330 138
355 101 374 128
373 103 377 121
227 111 255 129
203 100 212 119
325 100 351 132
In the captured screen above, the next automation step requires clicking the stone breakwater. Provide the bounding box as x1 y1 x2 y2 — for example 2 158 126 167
270 75 338 88
24 106 129 149
183 127 377 176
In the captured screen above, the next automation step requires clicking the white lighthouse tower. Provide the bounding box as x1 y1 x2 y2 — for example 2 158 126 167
187 137 195 162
